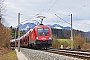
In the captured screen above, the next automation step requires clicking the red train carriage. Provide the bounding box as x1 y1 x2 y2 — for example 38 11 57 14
10 39 15 47
15 39 19 47
20 24 52 49
20 31 30 47
10 39 18 47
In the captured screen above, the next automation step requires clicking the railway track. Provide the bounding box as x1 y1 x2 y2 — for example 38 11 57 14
19 48 83 60
41 48 90 60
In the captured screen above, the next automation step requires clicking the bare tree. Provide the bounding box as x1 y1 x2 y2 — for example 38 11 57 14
0 0 5 23
0 0 12 48
73 36 85 50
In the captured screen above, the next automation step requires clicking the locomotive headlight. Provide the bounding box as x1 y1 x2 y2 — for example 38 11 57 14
36 37 38 40
49 37 52 40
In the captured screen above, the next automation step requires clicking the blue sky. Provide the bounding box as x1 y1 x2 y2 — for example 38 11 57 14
3 0 90 32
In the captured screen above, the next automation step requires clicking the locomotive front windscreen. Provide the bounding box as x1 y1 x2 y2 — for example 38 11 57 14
38 28 49 36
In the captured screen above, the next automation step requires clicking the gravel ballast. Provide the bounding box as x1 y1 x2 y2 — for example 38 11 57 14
20 48 84 60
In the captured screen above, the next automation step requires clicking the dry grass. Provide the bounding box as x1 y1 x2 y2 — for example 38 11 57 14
0 50 18 60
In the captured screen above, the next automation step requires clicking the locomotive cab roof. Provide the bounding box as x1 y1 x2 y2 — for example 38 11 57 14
39 24 44 25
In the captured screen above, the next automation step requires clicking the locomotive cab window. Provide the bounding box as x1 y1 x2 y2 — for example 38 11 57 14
38 28 49 36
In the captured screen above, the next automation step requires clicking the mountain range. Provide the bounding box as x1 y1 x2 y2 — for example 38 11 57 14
19 22 71 32
18 22 90 37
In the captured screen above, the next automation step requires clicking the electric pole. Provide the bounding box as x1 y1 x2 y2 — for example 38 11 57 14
71 14 73 49
15 28 16 48
18 13 20 52
55 14 73 49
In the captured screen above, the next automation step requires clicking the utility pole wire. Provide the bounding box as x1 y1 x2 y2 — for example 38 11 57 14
55 14 71 25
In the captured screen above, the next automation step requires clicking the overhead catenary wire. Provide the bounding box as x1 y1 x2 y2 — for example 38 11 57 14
39 0 86 16
44 0 59 14
39 0 52 15
56 0 88 16
21 14 39 23
59 0 83 16
21 0 53 24
22 0 84 24
0 0 4 4
73 2 90 13
69 0 90 13
21 0 89 25
55 14 71 25
54 0 90 27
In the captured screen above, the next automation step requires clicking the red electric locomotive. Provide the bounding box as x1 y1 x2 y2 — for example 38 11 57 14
20 24 52 49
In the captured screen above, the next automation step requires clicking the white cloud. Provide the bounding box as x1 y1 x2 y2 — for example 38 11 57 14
3 0 90 31
73 20 90 32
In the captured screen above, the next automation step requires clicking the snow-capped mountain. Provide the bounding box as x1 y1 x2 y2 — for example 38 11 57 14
48 24 71 30
20 22 36 32
19 22 71 32
48 24 63 29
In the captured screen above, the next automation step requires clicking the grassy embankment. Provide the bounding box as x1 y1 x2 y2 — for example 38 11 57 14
0 50 18 60
58 39 71 44
57 39 72 48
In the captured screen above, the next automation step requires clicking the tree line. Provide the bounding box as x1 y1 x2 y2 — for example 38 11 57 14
10 26 26 39
52 28 90 43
